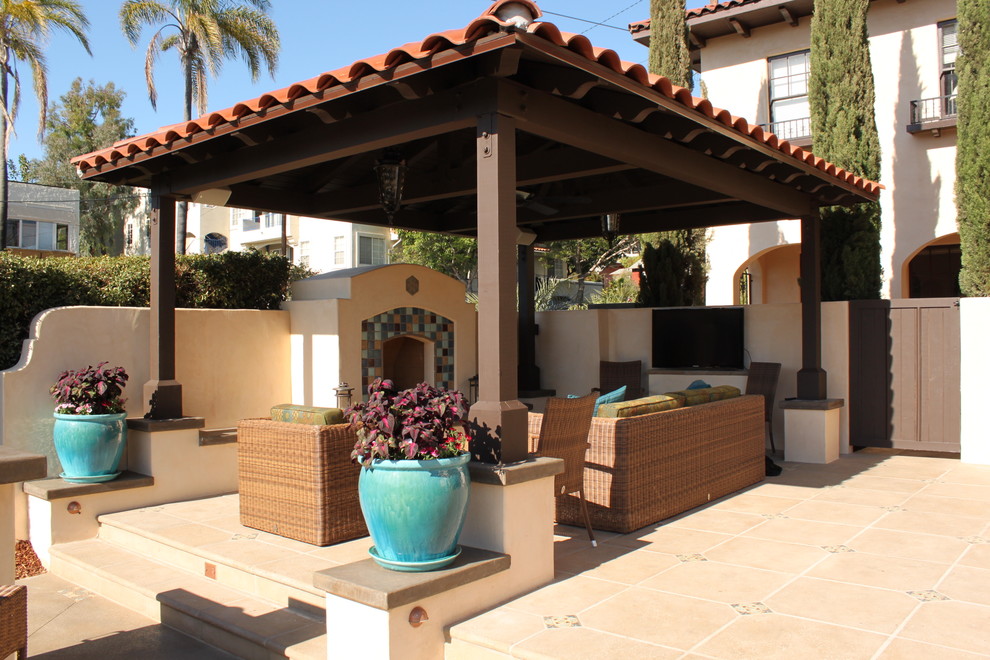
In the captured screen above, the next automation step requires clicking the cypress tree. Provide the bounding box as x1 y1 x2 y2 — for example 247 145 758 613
648 0 692 90
956 0 990 296
809 0 882 300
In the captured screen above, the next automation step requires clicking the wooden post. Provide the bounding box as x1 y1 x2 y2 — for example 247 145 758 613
797 210 827 400
468 113 529 464
143 187 184 419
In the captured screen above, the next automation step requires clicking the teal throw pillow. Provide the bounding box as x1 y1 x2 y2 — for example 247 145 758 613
594 386 626 416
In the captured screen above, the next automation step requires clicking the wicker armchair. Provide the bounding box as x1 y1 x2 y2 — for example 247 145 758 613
745 362 781 453
0 584 27 660
599 360 643 400
530 394 598 546
237 419 367 546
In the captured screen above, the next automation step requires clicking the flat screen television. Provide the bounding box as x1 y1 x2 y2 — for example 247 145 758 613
652 307 745 370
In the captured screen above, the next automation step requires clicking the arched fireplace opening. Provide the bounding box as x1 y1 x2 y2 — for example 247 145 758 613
382 335 433 390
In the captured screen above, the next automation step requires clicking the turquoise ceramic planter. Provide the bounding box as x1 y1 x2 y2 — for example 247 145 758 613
358 453 471 572
53 412 127 483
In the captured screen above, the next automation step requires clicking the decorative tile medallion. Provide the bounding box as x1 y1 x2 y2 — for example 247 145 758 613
58 587 94 602
882 505 904 512
822 545 855 553
732 602 771 615
361 307 455 392
406 276 419 296
543 615 581 629
677 553 708 563
231 532 258 541
963 536 989 545
908 590 950 602
761 513 789 519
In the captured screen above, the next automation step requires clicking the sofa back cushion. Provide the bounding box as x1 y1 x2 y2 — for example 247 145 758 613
597 393 684 418
663 385 741 407
271 404 345 425
594 386 627 416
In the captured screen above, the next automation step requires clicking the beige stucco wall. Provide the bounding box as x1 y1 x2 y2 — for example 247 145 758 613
700 0 959 303
0 306 291 476
535 303 852 452
960 298 990 464
284 264 477 405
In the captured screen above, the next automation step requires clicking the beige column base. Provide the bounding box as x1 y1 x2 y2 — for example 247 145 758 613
781 399 844 464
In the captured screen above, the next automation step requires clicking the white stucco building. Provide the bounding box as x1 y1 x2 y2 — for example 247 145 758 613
632 0 960 303
124 201 393 273
3 182 80 256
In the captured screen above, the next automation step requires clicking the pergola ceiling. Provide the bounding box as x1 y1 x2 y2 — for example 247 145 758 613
74 14 878 243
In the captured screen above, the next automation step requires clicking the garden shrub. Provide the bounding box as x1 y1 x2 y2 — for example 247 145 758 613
0 251 294 369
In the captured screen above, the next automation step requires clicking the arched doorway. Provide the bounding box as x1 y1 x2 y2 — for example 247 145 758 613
732 244 801 304
903 233 961 298
382 335 433 390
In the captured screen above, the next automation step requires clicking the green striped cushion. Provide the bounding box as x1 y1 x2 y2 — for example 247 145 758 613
597 394 684 418
270 404 345 425
663 385 741 406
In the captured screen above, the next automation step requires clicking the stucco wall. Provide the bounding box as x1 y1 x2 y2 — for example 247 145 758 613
0 307 291 476
960 298 990 464
699 0 959 303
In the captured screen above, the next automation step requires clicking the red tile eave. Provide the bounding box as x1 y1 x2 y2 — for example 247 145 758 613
72 0 880 200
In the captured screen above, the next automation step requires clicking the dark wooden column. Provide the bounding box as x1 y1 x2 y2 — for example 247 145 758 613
517 243 541 393
143 187 184 419
469 112 529 464
797 210 827 400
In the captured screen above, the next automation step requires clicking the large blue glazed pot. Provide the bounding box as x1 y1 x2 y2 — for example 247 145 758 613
53 412 127 483
358 453 471 572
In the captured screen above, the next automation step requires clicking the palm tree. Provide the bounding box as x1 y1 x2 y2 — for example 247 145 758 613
0 0 90 252
120 0 279 253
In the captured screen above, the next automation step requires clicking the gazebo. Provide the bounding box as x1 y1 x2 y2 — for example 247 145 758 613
72 0 879 465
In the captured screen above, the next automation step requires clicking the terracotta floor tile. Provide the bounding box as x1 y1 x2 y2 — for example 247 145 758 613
839 475 930 493
807 552 948 591
861 460 954 480
696 613 887 659
710 493 803 515
902 493 990 518
611 527 732 555
639 561 793 604
503 574 627 616
923 482 990 501
447 607 546 653
743 481 821 499
874 509 987 538
665 509 767 535
511 626 681 660
580 588 735 650
898 601 990 655
702 536 829 574
765 577 919 633
940 464 990 486
555 543 679 584
878 637 990 659
783 499 887 526
197 538 296 568
958 543 990 569
936 565 990 606
849 528 969 564
154 523 237 547
811 486 911 508
304 537 373 563
742 517 860 547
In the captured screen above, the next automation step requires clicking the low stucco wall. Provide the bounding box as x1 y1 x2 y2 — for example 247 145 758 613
960 298 990 464
535 303 853 452
0 306 291 476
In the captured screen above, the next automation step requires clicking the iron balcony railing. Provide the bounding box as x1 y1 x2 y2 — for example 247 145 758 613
909 95 957 125
759 116 812 141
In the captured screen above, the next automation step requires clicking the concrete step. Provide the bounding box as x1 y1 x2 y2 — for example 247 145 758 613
96 506 327 616
50 538 327 660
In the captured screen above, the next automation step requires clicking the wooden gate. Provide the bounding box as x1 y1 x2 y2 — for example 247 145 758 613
848 298 960 452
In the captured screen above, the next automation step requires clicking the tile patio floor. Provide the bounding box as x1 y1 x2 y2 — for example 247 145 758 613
448 450 990 659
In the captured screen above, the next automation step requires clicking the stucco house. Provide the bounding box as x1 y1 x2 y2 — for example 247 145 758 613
631 0 959 304
2 182 80 257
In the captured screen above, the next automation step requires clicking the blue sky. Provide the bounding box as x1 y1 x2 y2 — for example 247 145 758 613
10 0 709 163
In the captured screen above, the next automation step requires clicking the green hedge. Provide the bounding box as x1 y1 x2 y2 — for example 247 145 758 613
0 251 294 370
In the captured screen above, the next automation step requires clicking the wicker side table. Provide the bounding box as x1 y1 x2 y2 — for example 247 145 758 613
0 584 27 659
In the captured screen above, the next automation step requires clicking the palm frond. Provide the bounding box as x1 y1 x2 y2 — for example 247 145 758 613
119 0 171 47
215 6 279 81
144 28 164 110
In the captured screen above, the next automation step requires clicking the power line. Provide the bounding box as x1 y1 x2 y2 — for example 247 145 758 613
579 0 644 35
540 10 629 32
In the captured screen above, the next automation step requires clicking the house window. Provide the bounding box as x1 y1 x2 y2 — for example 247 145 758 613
333 236 346 265
768 50 811 140
940 20 958 114
4 220 18 248
263 213 283 229
263 243 294 261
56 224 68 251
358 234 387 266
126 223 134 247
5 219 67 250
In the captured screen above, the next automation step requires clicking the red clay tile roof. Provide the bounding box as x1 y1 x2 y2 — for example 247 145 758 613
72 0 880 198
630 1 763 33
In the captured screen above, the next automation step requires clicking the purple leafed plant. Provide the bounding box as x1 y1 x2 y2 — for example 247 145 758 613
345 378 470 467
50 362 129 415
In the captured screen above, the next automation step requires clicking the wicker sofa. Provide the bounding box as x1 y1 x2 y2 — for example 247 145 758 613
237 418 367 546
528 394 765 534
